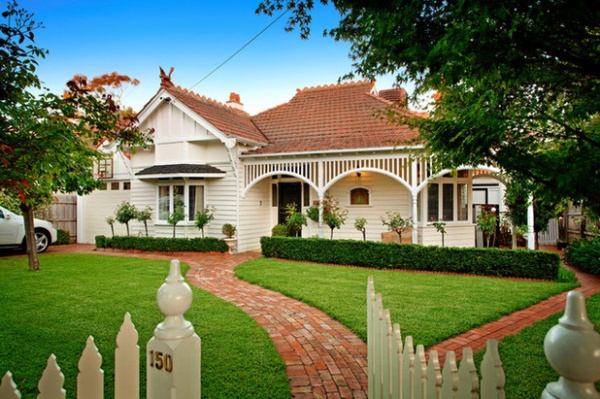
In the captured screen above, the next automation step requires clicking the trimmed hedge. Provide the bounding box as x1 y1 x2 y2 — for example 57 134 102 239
95 235 229 253
565 238 600 276
260 237 561 280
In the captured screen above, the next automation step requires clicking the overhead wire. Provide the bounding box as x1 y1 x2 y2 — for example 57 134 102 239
189 7 290 90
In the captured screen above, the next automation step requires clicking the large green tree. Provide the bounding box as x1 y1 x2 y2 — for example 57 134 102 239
0 1 152 270
257 0 600 210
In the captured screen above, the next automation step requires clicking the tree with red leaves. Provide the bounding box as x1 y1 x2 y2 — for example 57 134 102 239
0 1 152 270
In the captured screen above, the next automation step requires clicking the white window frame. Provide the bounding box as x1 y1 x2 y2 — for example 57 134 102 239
426 178 470 223
157 182 205 224
349 187 371 206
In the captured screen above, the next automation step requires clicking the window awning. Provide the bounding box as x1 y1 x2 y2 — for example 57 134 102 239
135 164 226 179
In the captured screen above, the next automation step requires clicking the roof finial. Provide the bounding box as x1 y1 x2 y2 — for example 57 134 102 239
159 66 175 87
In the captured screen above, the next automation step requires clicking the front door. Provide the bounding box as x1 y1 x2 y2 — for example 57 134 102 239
278 182 302 227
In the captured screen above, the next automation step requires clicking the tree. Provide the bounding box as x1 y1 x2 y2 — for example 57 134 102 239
136 206 153 237
321 197 348 239
195 205 215 238
0 2 152 270
257 0 600 212
476 209 498 248
168 194 185 238
354 217 367 241
381 211 413 243
115 202 137 236
285 202 307 237
105 216 115 237
431 221 446 247
503 180 564 249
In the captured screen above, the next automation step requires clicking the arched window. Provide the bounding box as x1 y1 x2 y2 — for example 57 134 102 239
350 187 370 205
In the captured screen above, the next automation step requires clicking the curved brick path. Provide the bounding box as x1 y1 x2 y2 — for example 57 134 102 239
44 244 600 398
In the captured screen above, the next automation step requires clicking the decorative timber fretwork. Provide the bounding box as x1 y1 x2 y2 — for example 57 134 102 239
242 154 438 196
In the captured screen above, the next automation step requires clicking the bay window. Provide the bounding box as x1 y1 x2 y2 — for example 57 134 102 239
158 183 204 222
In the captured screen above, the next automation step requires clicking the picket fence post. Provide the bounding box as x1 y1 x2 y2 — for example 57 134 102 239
146 259 201 399
542 290 600 399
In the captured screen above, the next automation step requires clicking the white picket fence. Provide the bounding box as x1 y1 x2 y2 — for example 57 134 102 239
0 260 201 399
367 276 600 399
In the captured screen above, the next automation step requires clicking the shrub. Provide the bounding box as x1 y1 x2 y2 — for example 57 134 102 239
94 235 228 253
56 229 71 245
95 235 111 248
222 223 237 238
565 238 600 276
271 224 289 237
260 237 561 280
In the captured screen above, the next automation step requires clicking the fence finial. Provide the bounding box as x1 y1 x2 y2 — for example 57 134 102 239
542 290 600 398
154 259 194 340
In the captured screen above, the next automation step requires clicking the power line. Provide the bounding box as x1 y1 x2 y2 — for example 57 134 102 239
189 8 290 90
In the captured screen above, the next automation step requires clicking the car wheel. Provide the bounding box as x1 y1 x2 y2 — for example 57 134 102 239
35 230 51 253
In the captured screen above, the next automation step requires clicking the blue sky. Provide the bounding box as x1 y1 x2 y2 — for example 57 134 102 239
19 0 402 115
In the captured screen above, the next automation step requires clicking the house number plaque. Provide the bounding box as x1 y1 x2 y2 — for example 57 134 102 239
148 350 173 373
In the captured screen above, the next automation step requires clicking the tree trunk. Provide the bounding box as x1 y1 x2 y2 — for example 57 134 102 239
21 204 40 271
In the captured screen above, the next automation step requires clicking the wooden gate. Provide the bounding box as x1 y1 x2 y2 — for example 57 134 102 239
36 194 77 242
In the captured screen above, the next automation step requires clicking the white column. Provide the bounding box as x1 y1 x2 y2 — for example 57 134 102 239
147 260 201 399
317 160 325 239
318 194 324 238
527 194 535 250
412 192 418 244
411 158 419 245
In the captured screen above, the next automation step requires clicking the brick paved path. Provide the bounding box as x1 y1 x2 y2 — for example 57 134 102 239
44 244 600 398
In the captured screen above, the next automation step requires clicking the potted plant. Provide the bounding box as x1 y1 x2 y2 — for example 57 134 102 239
222 223 237 252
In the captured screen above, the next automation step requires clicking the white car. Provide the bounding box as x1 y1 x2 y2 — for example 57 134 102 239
0 206 58 253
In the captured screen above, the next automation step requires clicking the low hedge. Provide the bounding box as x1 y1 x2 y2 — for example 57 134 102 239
260 237 561 280
565 238 600 276
95 235 229 253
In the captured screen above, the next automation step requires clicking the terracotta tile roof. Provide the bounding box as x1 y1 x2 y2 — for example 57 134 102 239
162 85 268 145
247 81 419 155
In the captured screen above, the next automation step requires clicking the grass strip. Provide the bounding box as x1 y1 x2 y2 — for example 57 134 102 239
235 258 577 347
0 254 289 399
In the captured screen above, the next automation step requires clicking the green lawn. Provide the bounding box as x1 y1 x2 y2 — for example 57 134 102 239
0 254 290 399
234 258 578 347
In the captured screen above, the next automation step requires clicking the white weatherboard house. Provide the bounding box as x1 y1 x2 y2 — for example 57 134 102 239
79 72 517 251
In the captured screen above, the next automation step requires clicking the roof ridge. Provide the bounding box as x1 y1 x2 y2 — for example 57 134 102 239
167 84 250 116
295 80 374 94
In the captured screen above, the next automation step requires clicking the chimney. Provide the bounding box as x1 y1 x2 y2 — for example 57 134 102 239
226 92 243 110
378 88 407 105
